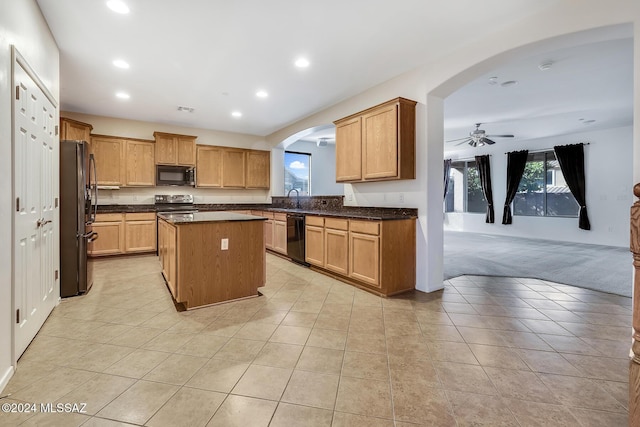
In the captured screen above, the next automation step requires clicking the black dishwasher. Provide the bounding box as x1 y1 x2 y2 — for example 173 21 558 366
287 214 309 266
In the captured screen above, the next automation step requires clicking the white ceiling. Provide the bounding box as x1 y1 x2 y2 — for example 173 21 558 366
37 0 561 137
443 35 634 151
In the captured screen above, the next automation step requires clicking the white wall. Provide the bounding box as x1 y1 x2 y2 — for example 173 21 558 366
0 0 59 390
285 140 344 196
444 126 633 247
265 1 640 293
62 112 273 205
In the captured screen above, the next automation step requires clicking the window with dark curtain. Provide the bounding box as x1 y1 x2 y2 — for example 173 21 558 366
474 155 494 223
502 150 528 224
443 159 452 200
553 143 591 230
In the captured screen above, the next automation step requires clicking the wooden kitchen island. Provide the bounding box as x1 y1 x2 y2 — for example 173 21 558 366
157 212 266 309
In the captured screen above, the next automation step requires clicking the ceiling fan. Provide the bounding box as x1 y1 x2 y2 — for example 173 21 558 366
447 123 514 147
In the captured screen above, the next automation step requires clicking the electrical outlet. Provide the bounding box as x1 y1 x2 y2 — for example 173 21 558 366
348 194 353 202
221 238 229 250
399 193 404 203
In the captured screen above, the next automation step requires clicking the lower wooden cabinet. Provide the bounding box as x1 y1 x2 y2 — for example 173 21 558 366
89 212 157 257
124 213 157 253
158 218 177 298
272 213 288 255
304 216 415 297
88 213 125 256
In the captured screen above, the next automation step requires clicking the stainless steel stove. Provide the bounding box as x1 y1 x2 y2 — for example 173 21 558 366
154 194 198 214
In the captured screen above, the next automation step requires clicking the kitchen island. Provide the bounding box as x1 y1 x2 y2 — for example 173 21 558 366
157 212 266 309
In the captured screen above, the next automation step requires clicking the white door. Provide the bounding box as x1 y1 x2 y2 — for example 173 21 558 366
13 53 58 359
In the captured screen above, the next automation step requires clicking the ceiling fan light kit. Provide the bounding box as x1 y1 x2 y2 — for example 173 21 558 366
447 123 514 148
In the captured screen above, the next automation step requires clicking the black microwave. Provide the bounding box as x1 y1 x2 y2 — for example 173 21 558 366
156 165 195 186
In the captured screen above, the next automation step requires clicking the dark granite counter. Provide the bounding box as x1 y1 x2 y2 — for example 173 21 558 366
98 196 417 220
158 211 267 224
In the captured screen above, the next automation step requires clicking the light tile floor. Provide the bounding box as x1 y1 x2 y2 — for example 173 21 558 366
1 254 631 426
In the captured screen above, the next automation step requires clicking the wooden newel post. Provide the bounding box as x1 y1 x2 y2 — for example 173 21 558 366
630 183 640 427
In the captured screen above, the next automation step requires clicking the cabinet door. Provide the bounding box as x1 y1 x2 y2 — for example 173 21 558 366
349 232 380 287
362 104 398 179
222 148 246 187
125 220 157 253
88 221 124 256
273 220 287 254
60 118 92 141
125 140 155 186
91 136 124 186
246 150 270 189
196 146 222 187
264 218 274 249
177 137 196 166
305 225 325 266
155 134 177 165
325 228 348 275
166 223 177 299
335 116 362 182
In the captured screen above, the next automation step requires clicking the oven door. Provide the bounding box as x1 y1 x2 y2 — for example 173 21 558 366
156 165 195 186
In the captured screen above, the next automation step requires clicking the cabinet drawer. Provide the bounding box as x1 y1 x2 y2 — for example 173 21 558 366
95 213 124 222
349 220 379 235
324 218 348 230
125 212 156 221
273 212 287 222
306 216 324 227
261 211 275 219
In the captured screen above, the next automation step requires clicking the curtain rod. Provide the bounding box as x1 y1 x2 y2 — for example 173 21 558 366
504 142 591 155
446 155 492 162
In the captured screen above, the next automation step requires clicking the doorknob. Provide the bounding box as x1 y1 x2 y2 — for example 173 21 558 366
36 218 52 228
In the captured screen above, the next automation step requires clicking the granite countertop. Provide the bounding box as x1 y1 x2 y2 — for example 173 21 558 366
98 203 417 220
158 211 267 224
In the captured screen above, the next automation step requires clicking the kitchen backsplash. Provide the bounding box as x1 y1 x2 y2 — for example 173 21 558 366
271 195 345 210
97 187 272 205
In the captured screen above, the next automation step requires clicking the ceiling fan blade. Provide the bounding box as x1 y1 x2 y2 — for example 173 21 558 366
454 138 472 146
486 134 514 138
446 137 473 143
483 138 496 145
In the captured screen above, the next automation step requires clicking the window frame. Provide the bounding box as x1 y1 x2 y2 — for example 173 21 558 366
284 150 311 196
445 159 486 214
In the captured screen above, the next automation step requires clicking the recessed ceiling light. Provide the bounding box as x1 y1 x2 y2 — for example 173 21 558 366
488 77 498 85
106 0 129 14
115 92 130 99
256 90 268 98
177 106 194 113
112 59 129 69
295 57 310 68
583 119 596 124
538 61 554 71
231 111 242 118
501 80 518 87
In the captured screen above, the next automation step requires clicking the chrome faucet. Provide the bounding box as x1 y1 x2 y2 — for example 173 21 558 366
287 188 301 209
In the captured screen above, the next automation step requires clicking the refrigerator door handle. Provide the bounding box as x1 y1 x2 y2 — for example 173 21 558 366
88 231 99 243
89 153 98 223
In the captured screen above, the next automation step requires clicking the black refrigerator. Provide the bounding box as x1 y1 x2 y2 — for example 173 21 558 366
60 140 98 297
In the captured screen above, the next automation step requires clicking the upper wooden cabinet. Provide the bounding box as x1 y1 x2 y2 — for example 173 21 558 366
196 145 222 187
91 134 155 187
222 148 246 188
195 145 270 190
334 97 416 183
125 140 155 186
60 117 92 142
245 150 270 189
91 135 125 186
154 132 196 166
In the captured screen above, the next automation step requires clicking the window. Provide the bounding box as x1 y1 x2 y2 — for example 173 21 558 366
444 160 486 213
284 151 310 196
513 151 578 217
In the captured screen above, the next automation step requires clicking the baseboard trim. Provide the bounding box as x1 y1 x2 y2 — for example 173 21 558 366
0 365 15 394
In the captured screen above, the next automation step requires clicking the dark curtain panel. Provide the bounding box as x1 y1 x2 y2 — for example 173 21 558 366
475 155 494 223
502 150 529 225
553 143 591 230
443 159 452 200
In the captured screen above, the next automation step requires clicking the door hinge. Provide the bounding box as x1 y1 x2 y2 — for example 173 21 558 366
55 125 59 136
54 270 59 280
16 197 20 212
15 85 20 100
16 309 20 324
55 197 59 208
